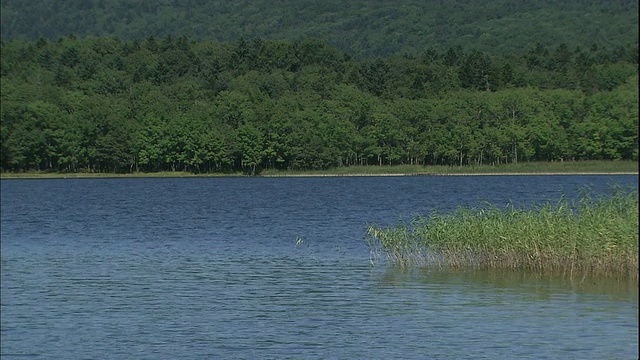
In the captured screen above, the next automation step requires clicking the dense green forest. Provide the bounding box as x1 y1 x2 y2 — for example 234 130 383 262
1 36 637 174
1 0 638 59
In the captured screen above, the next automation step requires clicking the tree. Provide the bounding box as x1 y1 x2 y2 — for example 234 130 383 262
459 49 495 91
359 59 391 97
235 123 263 175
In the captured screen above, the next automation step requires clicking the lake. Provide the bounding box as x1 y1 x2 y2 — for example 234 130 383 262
1 175 638 359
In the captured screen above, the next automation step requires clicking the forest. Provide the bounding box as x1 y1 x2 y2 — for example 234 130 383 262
1 0 638 59
1 35 637 174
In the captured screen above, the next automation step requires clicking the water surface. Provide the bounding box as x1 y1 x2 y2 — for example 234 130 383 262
1 175 638 359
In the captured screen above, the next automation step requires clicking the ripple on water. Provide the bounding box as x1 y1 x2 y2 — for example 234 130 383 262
1 176 638 359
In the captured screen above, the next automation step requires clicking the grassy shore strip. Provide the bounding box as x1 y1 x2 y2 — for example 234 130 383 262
429 172 639 176
1 161 638 179
1 171 638 179
262 172 639 177
261 161 639 176
365 187 639 279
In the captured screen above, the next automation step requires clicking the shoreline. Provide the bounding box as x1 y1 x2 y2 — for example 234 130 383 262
1 171 638 179
1 161 638 179
261 172 639 177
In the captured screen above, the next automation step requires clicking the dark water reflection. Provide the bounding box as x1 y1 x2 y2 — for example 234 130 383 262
1 175 638 359
378 267 639 302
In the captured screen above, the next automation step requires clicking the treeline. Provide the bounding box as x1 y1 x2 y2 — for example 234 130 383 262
0 36 638 174
1 0 637 59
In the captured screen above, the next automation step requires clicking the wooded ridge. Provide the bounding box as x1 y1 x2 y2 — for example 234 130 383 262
1 0 638 59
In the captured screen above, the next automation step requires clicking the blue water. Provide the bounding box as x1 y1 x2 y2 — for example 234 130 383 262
1 175 638 359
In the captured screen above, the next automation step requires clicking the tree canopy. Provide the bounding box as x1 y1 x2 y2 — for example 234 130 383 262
1 0 637 59
1 36 637 174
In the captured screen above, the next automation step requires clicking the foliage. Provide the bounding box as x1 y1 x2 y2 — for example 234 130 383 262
0 0 637 60
0 36 638 174
365 186 639 279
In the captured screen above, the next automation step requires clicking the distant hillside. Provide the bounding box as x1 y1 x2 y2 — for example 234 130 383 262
1 0 638 58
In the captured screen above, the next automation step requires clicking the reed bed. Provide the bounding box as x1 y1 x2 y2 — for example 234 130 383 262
365 186 639 279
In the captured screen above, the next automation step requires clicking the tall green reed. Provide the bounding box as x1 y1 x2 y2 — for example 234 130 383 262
365 186 638 279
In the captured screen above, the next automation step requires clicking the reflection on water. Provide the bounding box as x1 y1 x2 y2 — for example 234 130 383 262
2 246 638 359
375 266 639 302
2 176 638 359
